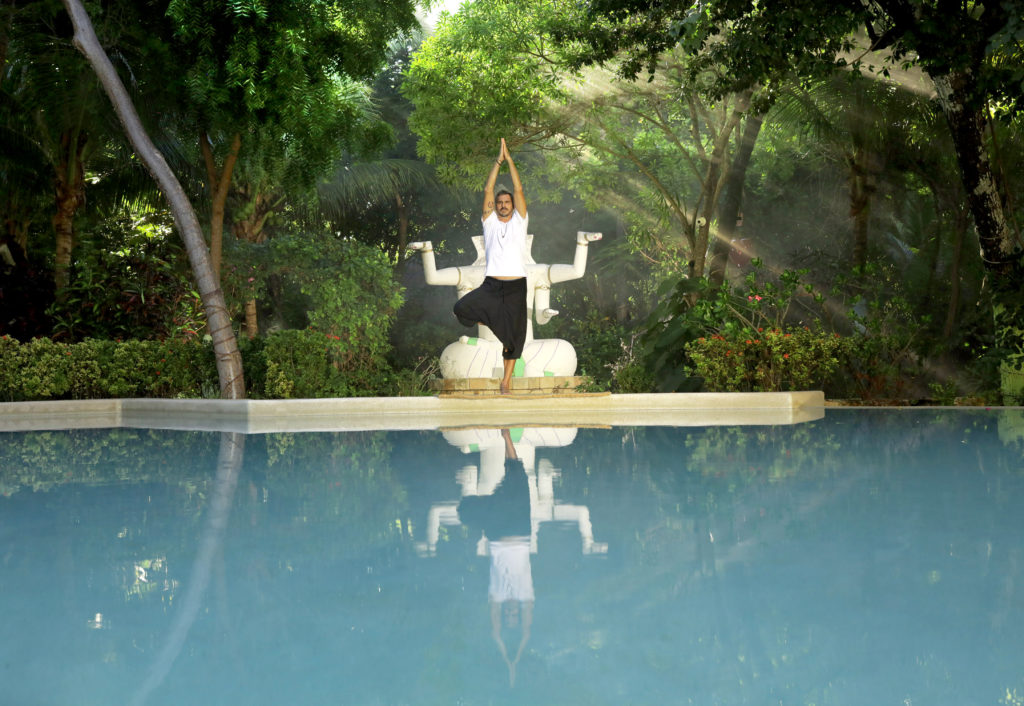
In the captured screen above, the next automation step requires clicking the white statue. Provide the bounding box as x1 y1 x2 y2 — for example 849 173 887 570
407 230 602 379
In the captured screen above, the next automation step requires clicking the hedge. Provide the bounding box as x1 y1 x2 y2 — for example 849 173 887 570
0 331 416 401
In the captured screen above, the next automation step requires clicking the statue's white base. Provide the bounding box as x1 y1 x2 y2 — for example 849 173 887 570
440 336 577 379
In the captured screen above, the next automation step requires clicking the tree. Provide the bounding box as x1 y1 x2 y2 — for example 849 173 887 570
559 0 1024 278
1 0 121 293
60 0 245 398
403 0 764 280
161 0 418 280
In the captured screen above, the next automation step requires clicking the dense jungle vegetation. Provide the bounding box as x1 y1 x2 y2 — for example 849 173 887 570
1 0 1022 402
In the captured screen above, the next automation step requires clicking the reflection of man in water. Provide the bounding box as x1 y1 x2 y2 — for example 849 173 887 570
457 428 533 686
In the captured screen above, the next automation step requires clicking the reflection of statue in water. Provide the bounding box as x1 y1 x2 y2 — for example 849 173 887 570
408 230 602 379
416 426 607 688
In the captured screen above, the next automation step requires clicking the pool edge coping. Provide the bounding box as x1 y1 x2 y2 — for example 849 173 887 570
0 392 828 432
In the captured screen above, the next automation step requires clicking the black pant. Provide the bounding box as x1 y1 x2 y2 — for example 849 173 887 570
454 277 527 360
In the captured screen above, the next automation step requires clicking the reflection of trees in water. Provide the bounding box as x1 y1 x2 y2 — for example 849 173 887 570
540 415 1024 703
0 428 219 495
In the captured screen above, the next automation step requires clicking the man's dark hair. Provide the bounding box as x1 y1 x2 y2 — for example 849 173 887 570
495 188 515 208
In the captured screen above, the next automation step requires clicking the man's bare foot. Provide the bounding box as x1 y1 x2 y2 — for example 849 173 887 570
500 381 511 395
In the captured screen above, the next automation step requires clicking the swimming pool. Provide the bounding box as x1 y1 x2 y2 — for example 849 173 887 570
2 408 1022 705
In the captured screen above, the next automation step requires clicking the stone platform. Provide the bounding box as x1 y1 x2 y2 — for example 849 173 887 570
429 376 591 397
0 391 827 432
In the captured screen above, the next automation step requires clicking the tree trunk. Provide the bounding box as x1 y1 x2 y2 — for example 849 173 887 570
0 0 13 87
395 190 409 276
62 0 245 398
692 91 750 279
931 70 1018 277
52 129 87 294
942 208 968 340
201 132 242 279
243 298 258 339
848 144 879 272
708 110 763 288
231 189 275 340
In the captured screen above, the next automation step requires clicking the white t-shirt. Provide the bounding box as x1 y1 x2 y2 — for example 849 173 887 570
488 538 535 602
482 210 528 278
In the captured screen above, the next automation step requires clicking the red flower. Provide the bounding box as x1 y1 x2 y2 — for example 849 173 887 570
783 354 789 359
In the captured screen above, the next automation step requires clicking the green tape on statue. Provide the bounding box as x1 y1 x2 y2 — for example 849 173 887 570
513 359 524 377
466 337 478 346
510 428 524 443
469 443 479 453
543 370 554 377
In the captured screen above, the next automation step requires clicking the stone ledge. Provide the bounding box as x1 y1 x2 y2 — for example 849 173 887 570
0 392 826 432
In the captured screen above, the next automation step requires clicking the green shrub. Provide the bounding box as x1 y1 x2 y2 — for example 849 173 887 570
0 331 428 401
258 329 407 398
684 327 843 392
642 261 826 391
613 362 656 393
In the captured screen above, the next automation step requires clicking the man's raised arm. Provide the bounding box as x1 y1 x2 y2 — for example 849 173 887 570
503 139 527 217
482 141 504 221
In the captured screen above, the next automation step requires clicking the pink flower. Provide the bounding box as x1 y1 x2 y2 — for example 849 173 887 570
755 295 762 301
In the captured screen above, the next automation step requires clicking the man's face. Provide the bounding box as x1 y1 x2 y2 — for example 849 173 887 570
495 193 514 219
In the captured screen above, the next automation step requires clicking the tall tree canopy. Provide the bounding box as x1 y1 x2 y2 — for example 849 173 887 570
555 0 1024 277
403 0 765 280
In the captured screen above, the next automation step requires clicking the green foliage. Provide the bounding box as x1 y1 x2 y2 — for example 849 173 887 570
0 336 218 401
826 263 928 399
641 260 823 391
685 328 843 392
45 212 206 342
269 234 404 360
262 331 434 399
403 0 574 187
544 309 628 390
612 360 656 393
0 328 423 401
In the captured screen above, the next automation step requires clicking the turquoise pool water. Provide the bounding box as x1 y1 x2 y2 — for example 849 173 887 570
2 408 1023 706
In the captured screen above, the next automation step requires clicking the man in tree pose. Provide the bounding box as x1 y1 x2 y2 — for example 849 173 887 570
454 138 529 394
